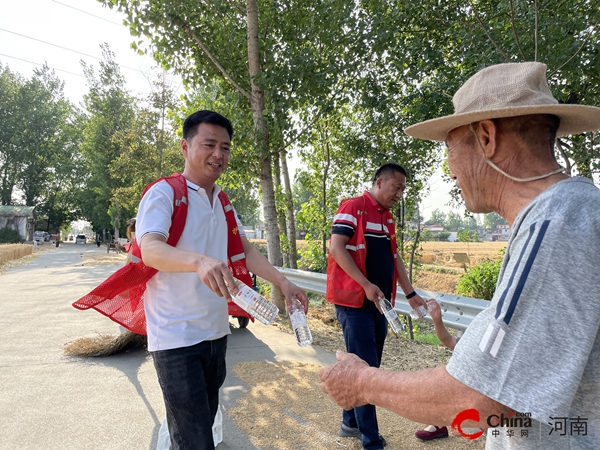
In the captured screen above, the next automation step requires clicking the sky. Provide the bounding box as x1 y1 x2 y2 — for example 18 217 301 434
0 0 457 221
0 0 170 104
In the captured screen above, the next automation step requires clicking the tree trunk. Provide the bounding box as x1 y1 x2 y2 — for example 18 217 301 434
113 201 120 241
280 149 298 269
273 151 289 267
320 124 331 266
246 0 285 311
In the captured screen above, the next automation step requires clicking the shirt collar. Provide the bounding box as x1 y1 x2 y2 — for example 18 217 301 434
363 190 386 212
185 178 221 197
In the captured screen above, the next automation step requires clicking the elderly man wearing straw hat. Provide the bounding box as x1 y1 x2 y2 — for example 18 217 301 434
320 62 600 449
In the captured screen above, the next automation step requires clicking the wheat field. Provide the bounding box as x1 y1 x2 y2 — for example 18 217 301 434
0 244 33 265
417 241 507 267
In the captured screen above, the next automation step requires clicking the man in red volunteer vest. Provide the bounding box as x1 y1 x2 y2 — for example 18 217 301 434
326 163 426 450
137 110 308 449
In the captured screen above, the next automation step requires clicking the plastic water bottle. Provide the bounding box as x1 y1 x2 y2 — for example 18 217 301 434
378 297 404 334
410 305 428 320
212 404 223 446
230 279 279 325
288 296 313 347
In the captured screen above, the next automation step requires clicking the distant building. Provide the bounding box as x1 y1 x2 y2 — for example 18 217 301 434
421 224 444 233
0 206 36 241
492 224 511 241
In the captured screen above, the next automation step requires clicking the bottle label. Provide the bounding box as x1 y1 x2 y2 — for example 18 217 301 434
384 309 398 322
290 310 306 328
236 285 258 305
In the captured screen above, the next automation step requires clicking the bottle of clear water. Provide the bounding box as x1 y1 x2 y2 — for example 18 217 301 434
230 279 279 325
288 296 313 347
212 404 223 446
410 305 428 320
379 297 404 334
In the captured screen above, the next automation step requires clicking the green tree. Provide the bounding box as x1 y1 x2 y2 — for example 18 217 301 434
0 64 23 205
436 231 451 242
110 74 183 216
0 227 23 244
79 45 136 237
426 209 447 227
363 0 600 189
446 211 465 231
0 63 84 231
420 228 433 242
484 212 508 229
457 229 480 242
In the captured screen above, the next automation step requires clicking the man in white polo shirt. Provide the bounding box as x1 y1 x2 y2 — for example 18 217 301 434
136 110 308 450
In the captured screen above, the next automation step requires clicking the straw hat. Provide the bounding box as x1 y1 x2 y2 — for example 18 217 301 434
405 62 600 141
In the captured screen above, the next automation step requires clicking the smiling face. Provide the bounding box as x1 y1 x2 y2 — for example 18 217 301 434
372 171 406 210
181 122 231 191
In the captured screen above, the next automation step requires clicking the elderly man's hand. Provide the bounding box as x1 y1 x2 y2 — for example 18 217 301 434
320 351 371 410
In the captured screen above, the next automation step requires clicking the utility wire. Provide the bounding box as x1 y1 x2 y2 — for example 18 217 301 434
0 53 153 96
0 52 84 78
0 27 146 74
51 0 123 26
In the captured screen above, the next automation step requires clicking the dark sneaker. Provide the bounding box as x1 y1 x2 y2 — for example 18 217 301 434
415 425 449 440
338 423 361 438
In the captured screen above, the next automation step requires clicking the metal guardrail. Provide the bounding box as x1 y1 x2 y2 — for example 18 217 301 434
274 267 490 335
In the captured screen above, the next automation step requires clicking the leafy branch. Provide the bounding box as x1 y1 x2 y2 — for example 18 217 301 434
181 24 253 102
509 0 526 60
466 0 511 61
549 23 598 79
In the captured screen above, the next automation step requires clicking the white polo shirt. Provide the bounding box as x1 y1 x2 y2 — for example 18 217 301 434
136 178 245 352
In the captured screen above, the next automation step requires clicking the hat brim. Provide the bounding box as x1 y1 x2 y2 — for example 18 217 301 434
405 104 600 141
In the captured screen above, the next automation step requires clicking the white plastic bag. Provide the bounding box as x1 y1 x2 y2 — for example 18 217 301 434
155 405 222 449
156 419 170 450
212 405 223 446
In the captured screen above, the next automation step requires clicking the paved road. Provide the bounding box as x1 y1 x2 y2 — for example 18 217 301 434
0 243 336 450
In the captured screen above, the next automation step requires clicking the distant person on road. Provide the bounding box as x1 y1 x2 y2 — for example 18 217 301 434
96 234 101 248
326 163 426 450
124 219 136 263
136 110 309 449
320 62 600 449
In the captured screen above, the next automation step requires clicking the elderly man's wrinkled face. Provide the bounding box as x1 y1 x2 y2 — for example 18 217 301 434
446 125 491 213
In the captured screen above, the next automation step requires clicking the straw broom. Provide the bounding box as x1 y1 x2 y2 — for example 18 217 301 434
64 220 147 358
64 331 147 357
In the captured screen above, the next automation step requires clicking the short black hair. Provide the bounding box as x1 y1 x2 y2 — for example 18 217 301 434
373 163 407 184
183 110 234 141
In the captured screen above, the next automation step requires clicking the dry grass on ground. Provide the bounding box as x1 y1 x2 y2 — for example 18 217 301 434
413 271 462 296
230 302 484 450
82 252 127 266
0 243 54 274
417 241 506 267
0 243 33 265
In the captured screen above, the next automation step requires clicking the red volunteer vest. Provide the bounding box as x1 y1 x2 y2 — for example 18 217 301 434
325 193 399 308
72 173 252 334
